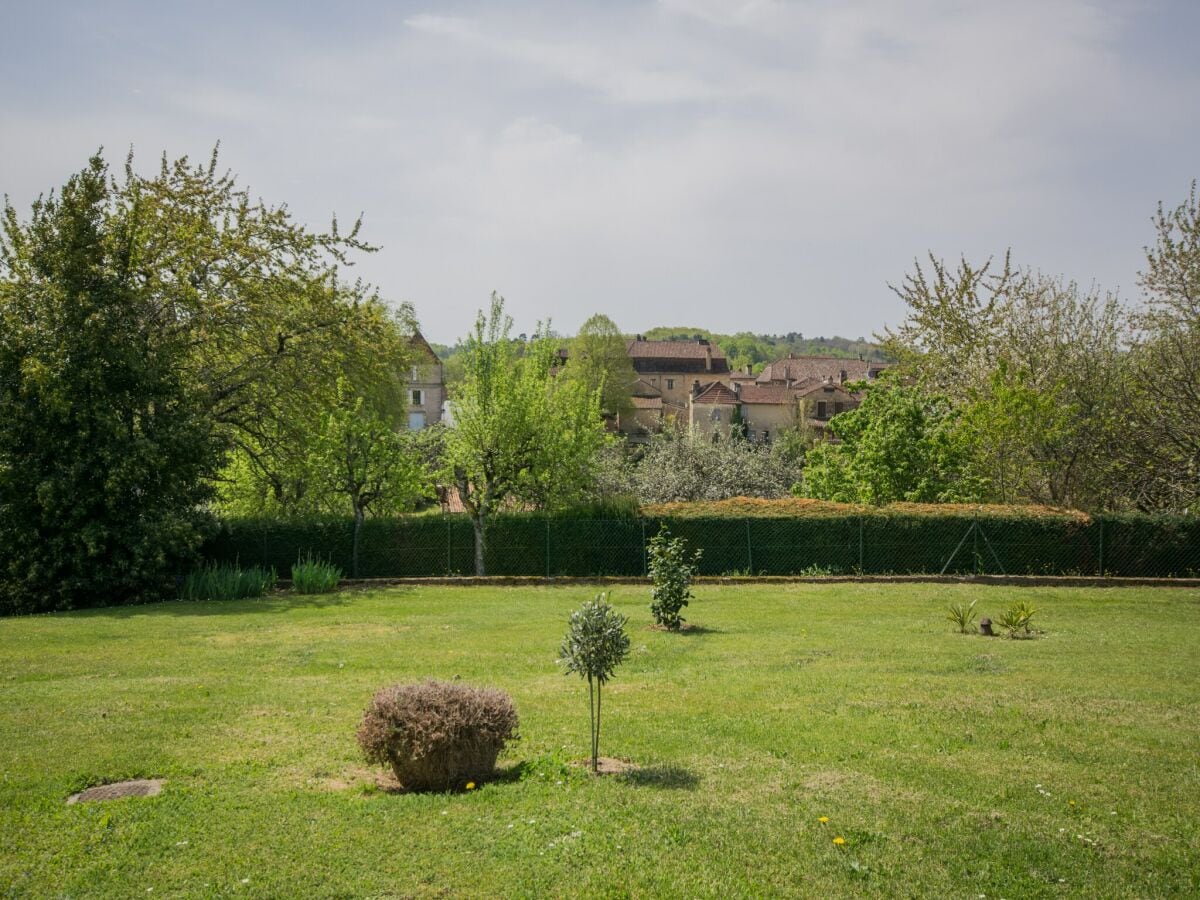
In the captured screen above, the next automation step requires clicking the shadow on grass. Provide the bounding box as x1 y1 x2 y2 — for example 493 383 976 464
78 588 411 619
490 760 535 785
619 765 700 790
647 624 724 636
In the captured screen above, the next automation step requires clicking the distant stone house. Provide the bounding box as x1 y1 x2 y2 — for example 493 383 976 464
756 353 888 387
688 354 886 442
405 331 445 430
617 337 732 437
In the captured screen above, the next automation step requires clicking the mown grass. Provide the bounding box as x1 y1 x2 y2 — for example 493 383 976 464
1 583 1198 897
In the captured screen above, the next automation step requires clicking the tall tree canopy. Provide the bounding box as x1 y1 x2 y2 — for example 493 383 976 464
566 313 637 419
1126 181 1200 511
0 156 217 612
799 379 987 505
445 294 606 575
1 148 423 609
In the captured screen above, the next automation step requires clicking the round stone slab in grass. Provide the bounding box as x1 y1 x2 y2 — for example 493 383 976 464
67 779 164 804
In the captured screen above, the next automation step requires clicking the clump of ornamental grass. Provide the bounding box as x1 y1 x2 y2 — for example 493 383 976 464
947 599 979 634
647 527 702 630
995 600 1039 638
180 563 276 601
291 554 342 594
356 680 519 792
559 593 631 773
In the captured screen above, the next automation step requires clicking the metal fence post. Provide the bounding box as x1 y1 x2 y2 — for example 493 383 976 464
745 519 753 574
858 516 864 574
446 517 451 576
546 518 551 579
1098 517 1104 577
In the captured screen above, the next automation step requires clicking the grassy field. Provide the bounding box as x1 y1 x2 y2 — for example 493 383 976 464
1 583 1198 898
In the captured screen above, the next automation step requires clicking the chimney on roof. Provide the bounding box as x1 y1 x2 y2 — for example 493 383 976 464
704 344 712 371
744 363 753 375
692 379 701 396
636 334 644 341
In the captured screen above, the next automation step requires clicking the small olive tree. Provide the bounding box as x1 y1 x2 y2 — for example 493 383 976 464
559 594 630 772
647 528 703 630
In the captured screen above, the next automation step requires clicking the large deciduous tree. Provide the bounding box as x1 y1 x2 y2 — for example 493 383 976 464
310 380 430 576
566 313 636 420
1126 181 1200 511
799 379 987 505
1 147 425 608
444 294 606 575
0 156 217 612
880 253 1131 511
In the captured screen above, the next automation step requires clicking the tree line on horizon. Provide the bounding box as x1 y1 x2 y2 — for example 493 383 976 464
1 148 1197 610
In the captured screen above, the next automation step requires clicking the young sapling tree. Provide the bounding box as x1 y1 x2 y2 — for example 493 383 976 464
647 527 703 630
559 593 630 772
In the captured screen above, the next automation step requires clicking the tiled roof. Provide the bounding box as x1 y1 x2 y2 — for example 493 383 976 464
626 338 725 360
757 355 887 385
793 381 857 400
630 378 662 398
408 330 440 364
626 338 731 375
737 383 798 404
691 381 740 405
631 396 663 410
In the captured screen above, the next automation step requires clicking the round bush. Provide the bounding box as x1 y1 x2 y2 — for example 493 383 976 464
356 680 519 791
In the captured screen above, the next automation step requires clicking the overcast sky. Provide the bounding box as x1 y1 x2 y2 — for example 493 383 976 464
3 1 1198 344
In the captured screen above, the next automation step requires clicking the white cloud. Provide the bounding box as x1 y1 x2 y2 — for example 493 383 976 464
2 1 1198 343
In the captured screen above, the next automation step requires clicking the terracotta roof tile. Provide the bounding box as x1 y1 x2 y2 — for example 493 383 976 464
691 381 740 405
757 355 887 385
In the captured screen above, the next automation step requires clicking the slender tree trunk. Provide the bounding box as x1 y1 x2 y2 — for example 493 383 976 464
588 675 596 772
352 505 364 578
595 680 602 771
472 513 486 576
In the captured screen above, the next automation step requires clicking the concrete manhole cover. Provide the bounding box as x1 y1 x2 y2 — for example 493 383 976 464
67 779 165 804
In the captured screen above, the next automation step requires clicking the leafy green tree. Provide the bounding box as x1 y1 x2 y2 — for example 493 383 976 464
591 429 803 503
0 156 217 612
566 313 636 419
559 593 630 772
212 302 419 520
1126 181 1200 511
647 528 702 630
799 379 988 504
881 252 1132 511
445 294 607 574
310 380 430 576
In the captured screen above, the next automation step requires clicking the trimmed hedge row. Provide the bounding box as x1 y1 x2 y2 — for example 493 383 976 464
202 511 1200 579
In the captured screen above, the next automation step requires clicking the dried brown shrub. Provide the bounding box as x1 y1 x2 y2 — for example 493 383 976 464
356 680 519 791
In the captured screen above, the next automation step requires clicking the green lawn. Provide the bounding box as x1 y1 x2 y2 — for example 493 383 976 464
1 584 1198 898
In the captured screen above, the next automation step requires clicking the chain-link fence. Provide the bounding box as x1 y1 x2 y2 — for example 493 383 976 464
204 513 1200 579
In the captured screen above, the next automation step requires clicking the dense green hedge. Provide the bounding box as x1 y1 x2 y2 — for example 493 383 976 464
202 511 1200 579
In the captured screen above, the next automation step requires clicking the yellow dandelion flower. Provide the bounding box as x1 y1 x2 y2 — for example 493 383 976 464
818 816 829 824
1068 800 1075 806
833 836 846 846
466 782 476 791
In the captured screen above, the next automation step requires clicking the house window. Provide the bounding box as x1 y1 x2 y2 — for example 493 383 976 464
817 401 828 418
761 430 770 443
410 366 419 381
666 378 675 390
411 389 424 406
839 369 847 382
